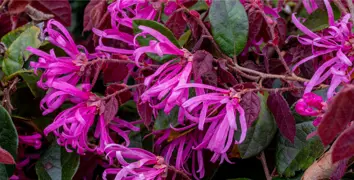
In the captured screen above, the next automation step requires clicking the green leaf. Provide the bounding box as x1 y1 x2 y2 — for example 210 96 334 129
276 122 324 177
132 19 180 62
294 4 340 35
238 93 276 158
178 30 191 47
0 165 8 180
154 106 179 130
36 143 80 180
0 105 18 177
19 72 44 98
2 25 41 75
209 0 248 56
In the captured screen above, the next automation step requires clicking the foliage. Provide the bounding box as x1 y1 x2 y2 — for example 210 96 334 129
0 0 354 180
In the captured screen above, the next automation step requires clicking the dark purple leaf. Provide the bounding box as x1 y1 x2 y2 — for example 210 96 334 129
137 101 153 129
8 0 29 14
331 125 354 163
103 97 118 124
0 147 15 164
165 11 186 39
192 50 214 80
267 92 296 143
275 18 287 46
318 85 354 146
247 11 263 41
240 92 261 127
30 0 71 26
106 84 132 106
103 62 129 84
0 13 12 38
83 0 110 32
217 60 237 85
182 12 202 40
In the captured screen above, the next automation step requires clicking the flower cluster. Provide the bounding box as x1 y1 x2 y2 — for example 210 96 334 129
27 0 354 179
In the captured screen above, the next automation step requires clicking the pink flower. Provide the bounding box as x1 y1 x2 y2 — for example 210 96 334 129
154 126 205 179
177 84 247 163
104 144 167 180
295 92 327 126
40 81 92 115
108 0 157 29
292 0 354 98
28 20 103 89
133 25 185 66
302 0 318 14
19 133 42 149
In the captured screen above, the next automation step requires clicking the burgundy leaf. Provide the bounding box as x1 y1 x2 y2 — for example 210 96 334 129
267 92 296 143
103 62 129 84
0 13 12 38
318 85 354 146
0 147 15 164
103 97 118 124
217 60 238 85
106 84 132 106
30 0 71 26
182 12 202 40
275 17 287 46
192 50 214 80
83 0 109 32
331 124 354 163
166 10 186 39
137 101 153 129
8 0 29 14
240 92 261 127
247 11 263 41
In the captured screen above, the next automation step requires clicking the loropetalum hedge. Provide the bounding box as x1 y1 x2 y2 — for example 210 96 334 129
1 0 354 179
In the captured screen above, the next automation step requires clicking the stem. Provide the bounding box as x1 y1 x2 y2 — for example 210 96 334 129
258 151 271 180
230 62 309 82
102 84 143 100
346 0 354 24
333 0 349 15
4 69 34 81
168 165 192 180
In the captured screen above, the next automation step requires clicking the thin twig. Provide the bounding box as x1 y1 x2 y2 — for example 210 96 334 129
258 151 271 180
333 0 349 15
168 165 192 180
230 62 309 82
102 84 143 100
346 0 354 24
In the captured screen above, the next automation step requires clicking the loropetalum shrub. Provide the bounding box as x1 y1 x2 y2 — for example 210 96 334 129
2 0 354 179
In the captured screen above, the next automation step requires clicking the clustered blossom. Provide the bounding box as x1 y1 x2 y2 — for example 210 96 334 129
292 0 354 130
292 0 354 99
27 0 349 179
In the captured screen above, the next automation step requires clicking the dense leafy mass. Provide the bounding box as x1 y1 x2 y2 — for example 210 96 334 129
1 0 354 179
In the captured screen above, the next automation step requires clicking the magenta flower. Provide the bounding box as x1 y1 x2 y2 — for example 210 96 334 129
28 20 103 89
40 81 92 115
93 0 157 55
295 92 327 126
108 0 157 29
154 126 205 179
133 25 185 66
292 0 354 98
104 144 167 180
177 84 247 163
302 0 318 14
94 116 140 154
19 133 42 149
